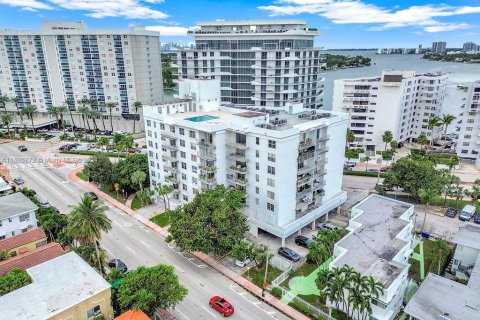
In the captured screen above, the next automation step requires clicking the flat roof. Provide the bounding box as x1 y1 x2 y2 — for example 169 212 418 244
453 223 480 250
0 252 111 319
332 195 412 288
0 192 38 220
197 19 306 26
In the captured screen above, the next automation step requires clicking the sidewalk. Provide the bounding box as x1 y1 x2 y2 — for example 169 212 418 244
68 168 309 320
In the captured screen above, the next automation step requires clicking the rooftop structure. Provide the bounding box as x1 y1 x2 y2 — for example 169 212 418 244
0 242 64 275
0 251 113 319
0 192 38 220
0 192 38 239
0 227 46 252
0 177 13 196
115 309 150 320
330 195 415 320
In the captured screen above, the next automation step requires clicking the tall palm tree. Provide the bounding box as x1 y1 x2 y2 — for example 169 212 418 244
346 128 355 150
10 96 23 121
78 106 91 132
452 185 465 209
88 109 100 139
96 136 110 151
441 114 456 142
419 187 439 231
417 133 428 149
106 102 117 131
56 105 68 135
132 101 143 134
48 106 61 130
0 95 9 114
155 184 173 210
68 195 112 273
382 131 393 151
0 114 13 137
426 116 442 146
64 99 76 130
21 105 37 134
363 156 371 171
431 239 450 275
122 135 134 156
97 102 107 131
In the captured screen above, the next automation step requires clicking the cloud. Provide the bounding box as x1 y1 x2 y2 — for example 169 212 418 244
145 25 197 36
0 0 169 19
258 0 480 32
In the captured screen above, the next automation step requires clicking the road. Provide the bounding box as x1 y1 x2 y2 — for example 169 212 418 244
0 140 291 320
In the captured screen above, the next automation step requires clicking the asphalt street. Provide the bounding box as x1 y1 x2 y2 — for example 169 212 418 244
0 140 291 320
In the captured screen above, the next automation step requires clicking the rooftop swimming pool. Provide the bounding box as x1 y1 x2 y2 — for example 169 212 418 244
185 115 219 122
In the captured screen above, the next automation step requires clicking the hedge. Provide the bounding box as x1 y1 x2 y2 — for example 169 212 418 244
343 170 386 178
60 150 127 158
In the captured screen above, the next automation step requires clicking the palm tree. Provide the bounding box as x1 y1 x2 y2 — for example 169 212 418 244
431 239 450 275
132 101 143 134
21 105 37 134
64 99 76 130
426 116 442 146
346 128 355 150
0 114 13 137
363 156 371 171
96 136 110 151
122 135 134 156
106 102 117 131
0 95 9 114
10 96 23 121
452 185 465 209
88 109 100 139
417 133 428 149
68 195 112 273
48 106 61 131
155 184 173 210
56 105 68 135
419 188 439 232
97 102 107 131
443 174 460 205
382 131 393 151
441 114 456 142
78 106 90 132
131 170 147 192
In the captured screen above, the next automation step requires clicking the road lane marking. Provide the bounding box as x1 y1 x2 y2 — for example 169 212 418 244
28 170 62 195
140 240 151 248
201 306 218 319
229 284 278 319
175 308 191 320
126 246 135 254
174 265 185 273
267 311 276 315
104 247 113 256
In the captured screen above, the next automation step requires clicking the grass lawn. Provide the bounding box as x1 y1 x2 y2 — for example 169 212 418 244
100 185 127 204
76 171 89 181
131 195 142 210
281 262 318 289
409 238 452 283
432 196 478 211
150 211 173 227
242 265 282 288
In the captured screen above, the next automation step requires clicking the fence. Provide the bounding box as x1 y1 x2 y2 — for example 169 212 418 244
271 265 292 287
275 286 334 320
270 255 292 271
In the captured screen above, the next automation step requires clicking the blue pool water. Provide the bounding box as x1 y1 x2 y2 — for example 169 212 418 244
185 115 219 122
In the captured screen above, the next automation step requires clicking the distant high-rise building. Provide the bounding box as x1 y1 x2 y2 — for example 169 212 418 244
463 42 477 53
456 81 480 167
175 19 325 109
431 41 447 54
415 44 422 54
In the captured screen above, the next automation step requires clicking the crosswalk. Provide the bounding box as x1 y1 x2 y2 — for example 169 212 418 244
4 162 53 170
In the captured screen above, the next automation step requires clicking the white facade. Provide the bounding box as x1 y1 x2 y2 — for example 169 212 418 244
0 21 163 130
431 41 447 54
330 195 415 320
333 70 447 154
0 193 38 239
455 81 480 165
175 19 325 109
143 79 348 243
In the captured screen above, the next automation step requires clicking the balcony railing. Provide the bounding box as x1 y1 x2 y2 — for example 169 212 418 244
228 152 247 161
161 142 178 151
199 165 216 173
164 165 178 173
226 142 248 150
199 175 216 184
226 175 248 186
299 139 314 149
297 174 312 187
298 151 315 162
229 165 247 173
161 130 177 139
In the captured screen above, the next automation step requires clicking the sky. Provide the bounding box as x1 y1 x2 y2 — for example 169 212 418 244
0 0 479 49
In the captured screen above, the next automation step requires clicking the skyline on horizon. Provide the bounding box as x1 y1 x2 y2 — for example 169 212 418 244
0 0 479 49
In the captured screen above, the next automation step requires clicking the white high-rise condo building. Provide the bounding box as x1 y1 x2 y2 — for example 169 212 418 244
175 20 324 109
431 41 447 54
0 21 163 131
143 79 348 244
456 81 480 167
333 71 447 155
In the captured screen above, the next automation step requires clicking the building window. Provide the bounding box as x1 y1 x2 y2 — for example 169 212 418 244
19 213 29 222
256 137 260 145
86 305 101 319
267 178 275 187
179 128 185 135
256 174 259 182
182 173 187 180
267 191 275 200
267 166 275 175
256 150 259 158
256 187 259 194
189 130 196 138
268 153 275 162
255 198 259 205
256 162 259 170
191 154 197 162
267 203 275 212
181 162 187 169
192 166 198 173
180 140 186 147
268 140 276 149
180 151 186 158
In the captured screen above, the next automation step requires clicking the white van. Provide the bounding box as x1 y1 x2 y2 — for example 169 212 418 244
459 205 476 221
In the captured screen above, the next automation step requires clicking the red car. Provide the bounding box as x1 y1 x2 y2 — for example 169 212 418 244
209 296 234 317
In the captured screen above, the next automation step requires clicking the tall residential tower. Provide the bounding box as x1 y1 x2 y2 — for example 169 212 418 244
175 20 324 109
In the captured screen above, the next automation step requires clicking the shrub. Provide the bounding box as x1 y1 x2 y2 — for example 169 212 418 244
270 287 283 299
382 150 394 160
343 170 386 178
165 235 173 243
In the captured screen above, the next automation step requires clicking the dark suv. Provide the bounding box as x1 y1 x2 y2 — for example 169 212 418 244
278 247 301 262
295 235 313 248
445 207 458 218
108 259 128 272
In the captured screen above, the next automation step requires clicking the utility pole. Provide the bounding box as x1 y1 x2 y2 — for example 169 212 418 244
262 254 270 297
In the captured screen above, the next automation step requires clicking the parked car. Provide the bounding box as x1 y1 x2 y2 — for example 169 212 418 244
445 207 458 218
318 222 338 231
474 214 480 224
66 127 73 132
380 166 391 172
209 296 234 317
17 145 26 150
37 128 49 133
459 205 476 222
397 142 404 148
108 259 128 272
344 161 356 168
19 146 27 152
295 235 313 248
278 247 301 262
13 177 24 185
84 192 98 200
49 129 60 133
367 168 380 173
40 200 50 207
235 258 251 268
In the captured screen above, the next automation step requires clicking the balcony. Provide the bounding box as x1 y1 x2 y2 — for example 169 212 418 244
199 165 216 173
161 130 177 139
299 139 314 149
199 175 217 184
226 175 248 186
228 152 247 161
298 150 315 162
165 174 178 183
229 165 247 173
162 153 177 161
161 142 178 151
164 165 178 173
297 184 312 198
297 173 312 187
227 141 248 150
298 165 314 175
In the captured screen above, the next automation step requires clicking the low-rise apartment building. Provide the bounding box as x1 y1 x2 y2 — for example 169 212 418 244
144 79 348 244
405 223 480 320
455 81 480 166
333 71 447 155
0 227 47 256
330 195 415 320
0 192 38 239
0 251 114 320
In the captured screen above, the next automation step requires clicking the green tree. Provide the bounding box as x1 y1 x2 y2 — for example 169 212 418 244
363 156 371 171
117 265 188 316
169 185 248 256
443 173 460 205
21 105 37 134
96 136 110 151
132 101 143 134
451 185 465 209
154 184 173 210
88 109 100 139
97 102 107 131
48 106 61 131
382 131 393 151
36 206 69 242
390 140 398 153
252 243 271 269
64 99 76 130
417 133 428 148
0 268 32 296
0 114 13 137
419 188 439 231
430 239 450 275
106 102 117 131
106 267 126 283
307 240 329 266
162 53 175 88
0 95 9 114
112 153 149 193
426 116 442 146
346 128 355 149
441 114 456 142
131 170 147 192
468 179 480 209
68 195 112 273
56 105 68 135
10 96 23 121
73 244 107 271
83 153 113 186
231 240 253 262
78 105 91 132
